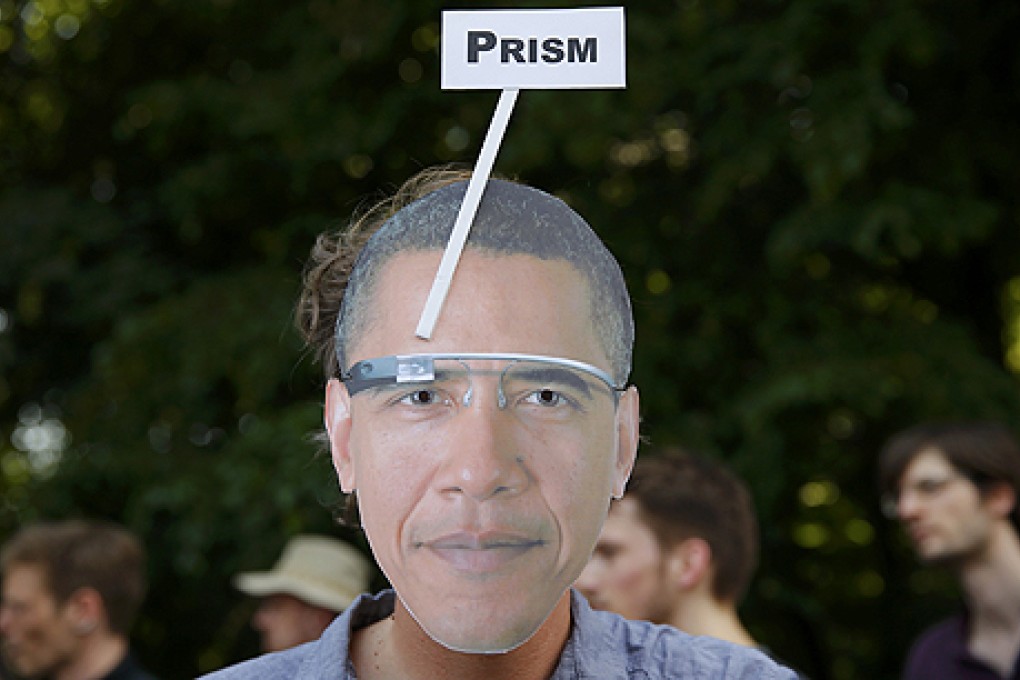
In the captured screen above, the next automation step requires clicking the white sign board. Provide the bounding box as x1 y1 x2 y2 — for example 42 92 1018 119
441 7 626 90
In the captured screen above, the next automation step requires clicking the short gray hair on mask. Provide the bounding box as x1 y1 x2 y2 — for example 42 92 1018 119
336 177 634 385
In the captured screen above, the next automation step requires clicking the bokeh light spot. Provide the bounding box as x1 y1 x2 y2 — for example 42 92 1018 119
398 57 422 84
343 154 373 179
799 479 840 507
793 522 830 548
411 23 439 52
646 269 671 295
54 13 81 40
444 125 470 153
844 518 874 545
856 570 884 597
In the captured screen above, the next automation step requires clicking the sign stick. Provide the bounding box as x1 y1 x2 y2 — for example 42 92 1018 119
415 87 519 339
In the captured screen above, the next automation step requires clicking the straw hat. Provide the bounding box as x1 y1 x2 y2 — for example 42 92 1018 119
233 535 372 612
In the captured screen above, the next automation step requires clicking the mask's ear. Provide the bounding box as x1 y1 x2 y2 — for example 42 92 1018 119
325 378 355 492
611 386 640 499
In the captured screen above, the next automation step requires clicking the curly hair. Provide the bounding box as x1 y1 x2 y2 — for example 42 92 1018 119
295 166 477 380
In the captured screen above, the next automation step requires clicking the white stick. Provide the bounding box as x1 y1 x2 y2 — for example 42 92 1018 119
415 88 520 339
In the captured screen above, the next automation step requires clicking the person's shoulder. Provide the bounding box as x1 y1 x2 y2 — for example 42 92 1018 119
197 644 312 680
633 619 797 679
910 613 964 650
102 651 160 680
902 613 966 679
593 609 798 679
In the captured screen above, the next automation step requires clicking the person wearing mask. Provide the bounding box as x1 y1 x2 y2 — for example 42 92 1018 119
202 167 794 679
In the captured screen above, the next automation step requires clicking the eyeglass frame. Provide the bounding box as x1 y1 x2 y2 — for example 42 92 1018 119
339 352 627 408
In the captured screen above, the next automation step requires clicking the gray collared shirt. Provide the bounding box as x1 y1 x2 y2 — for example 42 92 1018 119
200 589 797 679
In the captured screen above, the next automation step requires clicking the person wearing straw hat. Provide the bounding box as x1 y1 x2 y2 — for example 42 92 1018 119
233 535 372 653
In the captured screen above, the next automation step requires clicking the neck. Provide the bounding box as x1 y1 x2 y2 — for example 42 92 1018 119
958 523 1020 628
54 632 128 680
353 592 572 680
669 594 756 648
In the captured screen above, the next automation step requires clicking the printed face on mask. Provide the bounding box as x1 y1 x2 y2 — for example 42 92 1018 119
325 250 639 653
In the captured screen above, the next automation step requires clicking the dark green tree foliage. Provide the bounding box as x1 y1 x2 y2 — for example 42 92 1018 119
1 0 1018 676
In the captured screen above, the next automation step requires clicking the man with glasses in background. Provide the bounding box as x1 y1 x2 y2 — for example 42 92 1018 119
203 167 793 679
879 421 1020 679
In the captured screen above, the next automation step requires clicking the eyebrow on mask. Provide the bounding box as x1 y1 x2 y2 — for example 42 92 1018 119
432 365 597 397
508 366 596 397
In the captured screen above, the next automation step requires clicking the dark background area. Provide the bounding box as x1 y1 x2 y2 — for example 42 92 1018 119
2 0 1019 677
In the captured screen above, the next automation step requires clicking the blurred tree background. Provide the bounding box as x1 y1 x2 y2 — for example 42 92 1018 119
1 0 1018 676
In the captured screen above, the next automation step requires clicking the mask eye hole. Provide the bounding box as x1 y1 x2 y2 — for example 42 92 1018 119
408 389 438 406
